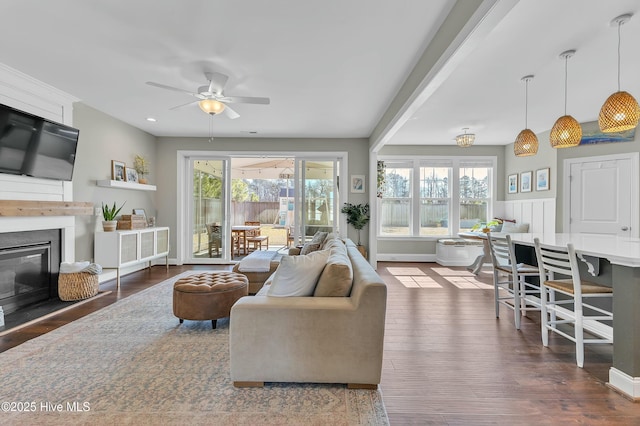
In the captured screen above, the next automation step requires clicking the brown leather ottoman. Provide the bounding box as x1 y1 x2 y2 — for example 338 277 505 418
173 272 248 329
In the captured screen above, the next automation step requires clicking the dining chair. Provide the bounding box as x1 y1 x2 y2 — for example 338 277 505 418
533 238 613 368
244 221 269 252
205 224 222 257
487 233 541 329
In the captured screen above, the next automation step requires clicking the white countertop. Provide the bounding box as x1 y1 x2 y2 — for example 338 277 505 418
504 233 640 268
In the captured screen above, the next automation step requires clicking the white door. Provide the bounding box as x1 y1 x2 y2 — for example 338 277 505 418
567 153 638 236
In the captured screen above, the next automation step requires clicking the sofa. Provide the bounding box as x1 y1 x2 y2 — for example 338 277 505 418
229 237 387 388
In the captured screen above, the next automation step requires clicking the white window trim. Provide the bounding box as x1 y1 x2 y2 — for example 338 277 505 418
377 155 497 240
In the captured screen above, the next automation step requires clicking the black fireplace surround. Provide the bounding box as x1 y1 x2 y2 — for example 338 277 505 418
0 229 61 315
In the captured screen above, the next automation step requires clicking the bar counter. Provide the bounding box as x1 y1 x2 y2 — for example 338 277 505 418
506 232 640 399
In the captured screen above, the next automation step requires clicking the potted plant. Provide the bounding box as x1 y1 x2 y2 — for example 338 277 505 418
133 155 150 184
101 201 125 232
341 202 370 246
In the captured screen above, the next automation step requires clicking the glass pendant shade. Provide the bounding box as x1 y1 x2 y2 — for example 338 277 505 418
456 129 475 147
514 129 538 156
199 99 226 115
598 91 640 132
550 115 582 148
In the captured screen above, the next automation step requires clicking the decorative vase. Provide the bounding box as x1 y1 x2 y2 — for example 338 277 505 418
102 220 118 232
138 177 148 184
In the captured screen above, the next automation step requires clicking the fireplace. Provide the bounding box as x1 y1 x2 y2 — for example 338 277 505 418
0 229 61 315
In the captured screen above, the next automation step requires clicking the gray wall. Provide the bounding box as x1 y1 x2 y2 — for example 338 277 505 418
377 144 504 256
504 128 558 201
72 103 157 262
156 137 371 257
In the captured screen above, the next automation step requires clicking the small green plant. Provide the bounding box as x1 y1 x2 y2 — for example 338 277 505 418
102 201 125 221
341 203 370 245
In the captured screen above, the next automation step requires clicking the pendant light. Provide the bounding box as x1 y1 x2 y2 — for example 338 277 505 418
550 50 582 148
514 75 538 157
456 128 475 147
599 13 640 132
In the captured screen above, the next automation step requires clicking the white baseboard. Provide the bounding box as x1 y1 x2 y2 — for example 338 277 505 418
609 367 640 400
377 253 437 262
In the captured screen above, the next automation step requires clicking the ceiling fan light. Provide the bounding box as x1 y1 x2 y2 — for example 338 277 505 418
514 129 538 156
550 115 582 148
598 91 640 132
199 99 225 115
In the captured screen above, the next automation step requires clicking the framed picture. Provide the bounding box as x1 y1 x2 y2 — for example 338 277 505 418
125 167 139 183
111 160 126 181
350 175 365 193
520 171 532 193
508 174 518 194
536 168 550 191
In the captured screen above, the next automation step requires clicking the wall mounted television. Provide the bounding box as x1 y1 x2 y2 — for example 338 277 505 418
0 103 80 181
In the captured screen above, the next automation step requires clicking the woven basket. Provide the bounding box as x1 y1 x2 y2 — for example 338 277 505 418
58 272 99 301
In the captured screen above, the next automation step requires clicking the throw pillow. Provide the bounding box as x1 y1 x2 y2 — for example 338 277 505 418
267 249 330 297
502 222 529 233
310 231 329 245
314 246 353 297
300 242 321 255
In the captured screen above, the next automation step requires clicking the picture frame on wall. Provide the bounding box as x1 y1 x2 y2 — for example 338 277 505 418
508 174 518 194
125 167 139 183
111 160 126 181
536 168 550 191
350 175 365 193
520 171 532 193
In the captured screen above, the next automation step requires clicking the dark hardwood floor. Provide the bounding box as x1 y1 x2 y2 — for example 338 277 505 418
1 262 638 424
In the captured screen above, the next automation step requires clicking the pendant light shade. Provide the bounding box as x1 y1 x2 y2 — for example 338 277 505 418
599 13 640 133
456 128 475 147
599 90 640 132
514 129 538 156
199 99 226 115
514 75 538 157
550 50 582 148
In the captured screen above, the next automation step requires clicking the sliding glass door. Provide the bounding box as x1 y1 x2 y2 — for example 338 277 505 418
189 158 231 263
292 158 341 244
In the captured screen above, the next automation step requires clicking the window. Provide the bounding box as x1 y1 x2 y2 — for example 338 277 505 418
379 162 412 236
420 165 450 236
378 157 495 238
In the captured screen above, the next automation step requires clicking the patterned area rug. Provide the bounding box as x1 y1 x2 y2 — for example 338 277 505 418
0 271 389 425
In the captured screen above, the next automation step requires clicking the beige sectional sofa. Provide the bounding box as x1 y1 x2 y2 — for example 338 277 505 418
229 237 387 388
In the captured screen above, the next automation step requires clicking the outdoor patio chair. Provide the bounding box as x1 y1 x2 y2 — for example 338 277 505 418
244 221 269 251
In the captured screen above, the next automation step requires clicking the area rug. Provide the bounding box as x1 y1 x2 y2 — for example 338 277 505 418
0 271 389 425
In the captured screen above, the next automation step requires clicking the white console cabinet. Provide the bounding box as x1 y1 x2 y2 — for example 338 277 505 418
94 227 170 288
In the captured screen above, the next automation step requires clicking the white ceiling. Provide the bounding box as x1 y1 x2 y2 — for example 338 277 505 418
0 0 639 147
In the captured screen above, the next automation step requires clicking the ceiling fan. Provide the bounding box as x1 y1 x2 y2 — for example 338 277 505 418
145 71 270 119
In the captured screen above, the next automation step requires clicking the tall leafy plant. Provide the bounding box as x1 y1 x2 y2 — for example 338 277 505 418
341 203 370 245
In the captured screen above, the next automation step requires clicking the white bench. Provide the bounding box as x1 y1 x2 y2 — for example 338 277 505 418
435 238 484 267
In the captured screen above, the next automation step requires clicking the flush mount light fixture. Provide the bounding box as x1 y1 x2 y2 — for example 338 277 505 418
455 128 475 147
514 75 539 157
599 13 640 132
198 99 226 115
550 50 582 148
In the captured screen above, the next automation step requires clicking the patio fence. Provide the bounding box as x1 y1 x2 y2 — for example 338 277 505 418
380 202 487 227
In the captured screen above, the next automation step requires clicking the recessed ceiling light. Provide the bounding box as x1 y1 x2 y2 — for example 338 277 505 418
146 117 157 122
241 131 258 134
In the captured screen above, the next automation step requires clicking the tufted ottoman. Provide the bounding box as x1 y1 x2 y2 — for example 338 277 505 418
173 272 248 329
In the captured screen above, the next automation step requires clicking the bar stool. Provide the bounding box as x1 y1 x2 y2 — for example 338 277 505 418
487 233 541 329
534 238 613 368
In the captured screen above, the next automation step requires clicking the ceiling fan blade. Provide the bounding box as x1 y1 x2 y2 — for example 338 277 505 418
146 81 202 98
223 104 240 119
205 72 229 95
220 96 270 105
169 100 198 110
